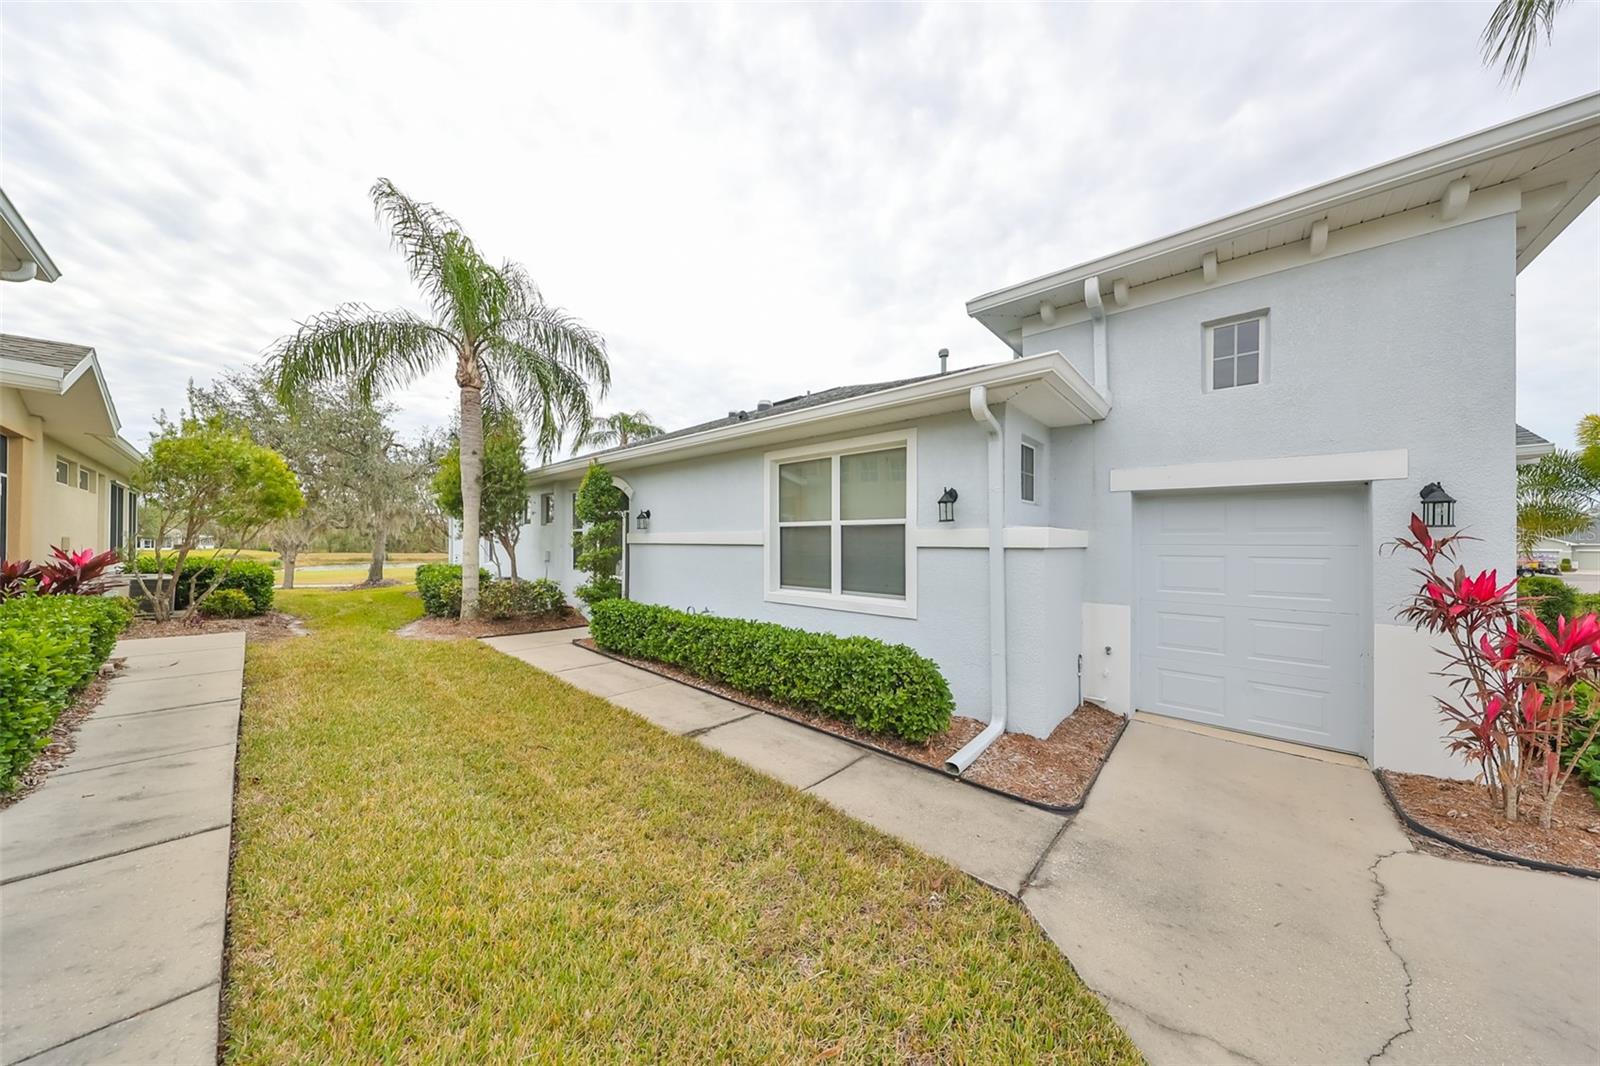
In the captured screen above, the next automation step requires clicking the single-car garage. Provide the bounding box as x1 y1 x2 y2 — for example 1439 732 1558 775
1134 484 1370 754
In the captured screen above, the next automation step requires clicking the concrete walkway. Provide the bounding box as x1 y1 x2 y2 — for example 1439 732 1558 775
1 632 245 1066
487 630 1600 1066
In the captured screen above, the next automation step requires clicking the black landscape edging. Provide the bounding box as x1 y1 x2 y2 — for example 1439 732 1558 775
1373 770 1600 881
577 639 1127 815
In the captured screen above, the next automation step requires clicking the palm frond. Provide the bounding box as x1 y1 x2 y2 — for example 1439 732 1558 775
268 304 451 402
1516 447 1600 552
481 337 598 461
1480 0 1570 86
370 178 470 323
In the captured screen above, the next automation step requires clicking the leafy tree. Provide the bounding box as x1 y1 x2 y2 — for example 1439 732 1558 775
434 413 530 580
134 416 304 619
1481 0 1571 85
1516 412 1600 554
572 462 625 608
269 179 609 618
574 410 662 452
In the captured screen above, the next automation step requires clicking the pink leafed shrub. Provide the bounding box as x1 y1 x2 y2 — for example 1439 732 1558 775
1393 514 1600 827
34 546 122 597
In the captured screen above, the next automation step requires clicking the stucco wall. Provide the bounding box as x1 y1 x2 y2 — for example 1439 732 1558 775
1023 213 1517 773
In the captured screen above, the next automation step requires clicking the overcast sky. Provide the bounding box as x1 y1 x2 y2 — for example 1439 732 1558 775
2 3 1597 451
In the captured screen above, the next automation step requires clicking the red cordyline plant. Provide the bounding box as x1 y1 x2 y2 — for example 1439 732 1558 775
35 546 121 596
1393 514 1600 827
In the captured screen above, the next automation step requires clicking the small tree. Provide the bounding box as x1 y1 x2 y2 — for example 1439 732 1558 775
433 414 530 580
134 416 304 620
572 462 624 608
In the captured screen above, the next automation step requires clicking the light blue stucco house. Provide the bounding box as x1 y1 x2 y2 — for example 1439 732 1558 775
455 94 1600 777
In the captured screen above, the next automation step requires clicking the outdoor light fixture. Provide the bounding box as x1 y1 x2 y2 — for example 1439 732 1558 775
635 509 651 531
1419 482 1455 528
937 487 958 523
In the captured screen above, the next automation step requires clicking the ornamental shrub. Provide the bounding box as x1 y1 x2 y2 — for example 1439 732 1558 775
589 600 954 742
1518 575 1577 631
480 578 567 620
198 588 256 618
573 463 625 609
1560 558 1574 572
0 594 134 790
132 555 275 614
415 563 491 618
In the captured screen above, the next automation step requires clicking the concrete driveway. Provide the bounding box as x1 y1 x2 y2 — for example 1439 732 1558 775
1023 720 1600 1065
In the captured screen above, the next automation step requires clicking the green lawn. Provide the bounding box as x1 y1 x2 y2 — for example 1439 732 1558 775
281 564 418 587
225 587 1139 1063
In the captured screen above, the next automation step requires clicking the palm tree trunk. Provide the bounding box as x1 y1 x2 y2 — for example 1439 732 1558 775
458 384 484 619
368 525 387 585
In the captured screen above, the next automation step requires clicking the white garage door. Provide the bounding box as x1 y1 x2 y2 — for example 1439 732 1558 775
1135 485 1369 753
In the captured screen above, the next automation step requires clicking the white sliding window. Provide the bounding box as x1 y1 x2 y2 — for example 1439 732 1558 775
767 431 916 618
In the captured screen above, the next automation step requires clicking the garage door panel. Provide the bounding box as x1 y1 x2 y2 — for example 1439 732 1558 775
1135 487 1368 754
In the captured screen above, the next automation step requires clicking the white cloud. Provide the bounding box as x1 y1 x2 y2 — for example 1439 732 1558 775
1 1 1596 449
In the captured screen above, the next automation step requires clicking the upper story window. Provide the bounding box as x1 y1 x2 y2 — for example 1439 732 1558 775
1207 314 1266 391
540 493 554 525
767 431 915 618
79 466 94 491
1020 441 1037 503
56 457 70 484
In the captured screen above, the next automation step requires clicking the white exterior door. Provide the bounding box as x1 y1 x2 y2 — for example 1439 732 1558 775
1134 485 1369 754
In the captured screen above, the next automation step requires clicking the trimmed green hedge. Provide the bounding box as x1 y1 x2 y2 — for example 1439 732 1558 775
415 563 492 617
1 595 134 790
589 600 954 742
133 554 274 614
1518 575 1578 630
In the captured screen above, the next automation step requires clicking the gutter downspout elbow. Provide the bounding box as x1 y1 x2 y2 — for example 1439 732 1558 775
946 384 1007 775
0 261 38 283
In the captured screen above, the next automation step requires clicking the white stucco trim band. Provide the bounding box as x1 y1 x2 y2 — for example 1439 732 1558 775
627 531 762 545
916 526 1090 549
1108 449 1409 493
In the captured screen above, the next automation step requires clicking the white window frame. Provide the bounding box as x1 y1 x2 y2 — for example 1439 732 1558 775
79 466 95 492
763 428 917 619
1020 439 1040 505
1204 311 1269 393
55 457 70 485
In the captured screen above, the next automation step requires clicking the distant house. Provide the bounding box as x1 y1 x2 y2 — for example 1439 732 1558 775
458 94 1600 779
1 334 142 561
1516 424 1555 465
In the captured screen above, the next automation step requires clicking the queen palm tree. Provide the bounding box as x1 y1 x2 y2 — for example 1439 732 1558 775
1481 0 1571 85
270 179 608 618
574 409 663 452
1516 413 1600 554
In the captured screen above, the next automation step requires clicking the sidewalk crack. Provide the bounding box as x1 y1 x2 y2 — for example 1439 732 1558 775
1098 989 1267 1066
1366 849 1416 1064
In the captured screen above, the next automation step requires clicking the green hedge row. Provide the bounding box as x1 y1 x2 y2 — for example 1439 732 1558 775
415 563 492 618
589 600 954 742
0 595 134 790
132 555 274 614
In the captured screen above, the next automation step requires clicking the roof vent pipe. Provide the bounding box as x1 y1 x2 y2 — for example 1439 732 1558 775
756 399 772 411
938 348 949 375
945 384 1007 775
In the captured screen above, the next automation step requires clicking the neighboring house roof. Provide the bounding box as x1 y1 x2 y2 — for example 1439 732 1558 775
968 92 1600 348
0 333 142 469
1540 513 1600 547
1515 423 1556 464
529 352 1109 480
0 187 61 283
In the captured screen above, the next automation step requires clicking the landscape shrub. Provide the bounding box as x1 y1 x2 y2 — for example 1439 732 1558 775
481 578 567 620
590 600 954 742
1560 558 1574 572
0 595 134 790
415 563 490 617
199 588 256 618
132 555 275 614
1517 575 1577 630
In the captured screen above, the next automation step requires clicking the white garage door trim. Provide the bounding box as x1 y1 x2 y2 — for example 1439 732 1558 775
1133 485 1373 756
1110 449 1407 493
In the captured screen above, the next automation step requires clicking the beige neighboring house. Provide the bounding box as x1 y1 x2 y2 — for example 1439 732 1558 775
1 335 143 561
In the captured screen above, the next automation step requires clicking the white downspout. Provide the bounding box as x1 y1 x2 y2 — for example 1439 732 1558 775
1085 275 1110 403
946 384 1007 774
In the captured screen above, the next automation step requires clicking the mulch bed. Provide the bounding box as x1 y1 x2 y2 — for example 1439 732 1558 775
0 667 118 811
398 608 588 642
576 638 1125 810
1381 770 1600 875
124 611 305 642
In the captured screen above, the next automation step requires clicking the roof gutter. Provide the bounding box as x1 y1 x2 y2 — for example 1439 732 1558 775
945 384 1007 775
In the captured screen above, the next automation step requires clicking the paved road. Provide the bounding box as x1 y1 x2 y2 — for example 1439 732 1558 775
489 631 1600 1066
0 632 245 1066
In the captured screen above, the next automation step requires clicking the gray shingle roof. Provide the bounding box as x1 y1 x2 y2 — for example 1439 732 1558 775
1516 424 1552 448
0 333 93 373
568 371 945 464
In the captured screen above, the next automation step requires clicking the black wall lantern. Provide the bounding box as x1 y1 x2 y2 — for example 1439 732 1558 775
1419 482 1455 528
635 509 651 531
937 487 958 523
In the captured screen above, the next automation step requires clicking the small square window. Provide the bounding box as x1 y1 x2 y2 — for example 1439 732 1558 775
1207 314 1266 392
56 458 70 484
1020 442 1037 503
